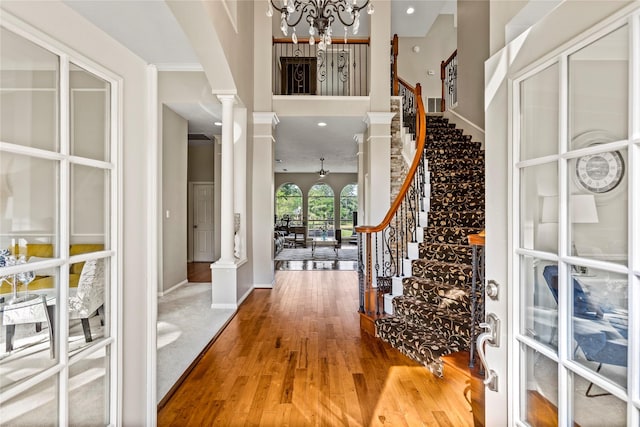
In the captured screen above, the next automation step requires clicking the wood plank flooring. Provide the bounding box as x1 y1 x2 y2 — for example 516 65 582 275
187 262 212 283
158 270 474 426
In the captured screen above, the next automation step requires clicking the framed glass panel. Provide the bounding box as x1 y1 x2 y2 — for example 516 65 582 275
0 266 59 392
571 371 626 426
0 374 58 425
520 63 559 161
71 164 108 249
339 184 357 238
0 27 59 152
0 152 59 255
569 25 629 144
522 346 558 426
520 162 559 252
69 346 109 425
275 183 303 228
522 256 559 351
568 148 628 263
70 63 110 162
308 183 334 237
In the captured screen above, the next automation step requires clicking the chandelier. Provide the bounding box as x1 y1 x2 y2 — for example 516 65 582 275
267 0 374 51
318 157 329 177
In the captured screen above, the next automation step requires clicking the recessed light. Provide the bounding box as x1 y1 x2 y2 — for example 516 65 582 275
317 122 327 127
214 121 222 126
406 6 415 14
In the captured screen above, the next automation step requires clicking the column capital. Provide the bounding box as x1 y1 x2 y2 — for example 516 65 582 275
253 112 280 128
216 93 239 104
364 112 396 127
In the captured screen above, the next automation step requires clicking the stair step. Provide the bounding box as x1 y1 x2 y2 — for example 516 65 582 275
419 242 474 265
393 296 472 334
424 226 484 245
428 158 485 171
431 182 485 196
408 261 472 288
428 210 485 229
432 170 483 184
375 316 468 376
430 195 484 211
426 148 483 160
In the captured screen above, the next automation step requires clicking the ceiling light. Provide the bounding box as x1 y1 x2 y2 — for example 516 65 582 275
317 157 329 178
317 122 327 127
214 121 222 126
406 6 415 14
268 0 374 52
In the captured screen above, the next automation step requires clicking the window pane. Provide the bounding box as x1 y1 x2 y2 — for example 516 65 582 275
0 266 59 392
572 370 626 426
520 162 558 252
308 183 334 237
70 63 110 162
275 183 303 227
69 346 110 426
568 265 627 388
71 164 108 249
569 148 627 262
522 257 558 351
0 375 58 425
0 152 59 255
0 27 59 152
522 346 558 426
69 257 108 352
520 63 559 161
569 25 628 143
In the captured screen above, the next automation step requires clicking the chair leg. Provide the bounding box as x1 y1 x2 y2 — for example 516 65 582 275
81 318 93 343
585 363 611 397
5 325 15 352
97 304 105 326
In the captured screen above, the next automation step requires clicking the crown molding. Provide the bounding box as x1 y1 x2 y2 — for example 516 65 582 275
253 112 280 128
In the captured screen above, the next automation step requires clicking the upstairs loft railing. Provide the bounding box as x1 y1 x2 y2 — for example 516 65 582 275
356 82 426 322
440 49 457 112
273 38 370 96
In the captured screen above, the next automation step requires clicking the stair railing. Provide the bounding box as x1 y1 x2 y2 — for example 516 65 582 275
397 77 417 136
391 34 399 96
440 49 457 112
356 82 426 319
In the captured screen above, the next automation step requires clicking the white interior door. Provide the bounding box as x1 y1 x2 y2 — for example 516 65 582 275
486 10 639 427
193 183 214 262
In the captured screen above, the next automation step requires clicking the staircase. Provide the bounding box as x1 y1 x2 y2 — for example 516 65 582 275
375 114 485 376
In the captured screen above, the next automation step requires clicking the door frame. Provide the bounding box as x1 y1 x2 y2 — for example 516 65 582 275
485 3 640 426
188 181 215 262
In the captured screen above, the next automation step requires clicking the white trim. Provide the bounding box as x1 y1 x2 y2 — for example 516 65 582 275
445 108 485 134
145 64 159 426
253 112 280 127
237 287 253 305
364 112 396 126
253 281 275 289
158 279 188 297
211 303 238 309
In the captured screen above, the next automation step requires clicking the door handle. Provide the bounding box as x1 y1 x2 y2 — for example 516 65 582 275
476 312 500 392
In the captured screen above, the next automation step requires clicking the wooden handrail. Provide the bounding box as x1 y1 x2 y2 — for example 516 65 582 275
273 37 370 44
391 34 399 96
440 49 457 112
355 83 425 234
396 76 414 92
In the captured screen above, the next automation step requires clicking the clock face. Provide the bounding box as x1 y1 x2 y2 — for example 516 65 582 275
575 150 625 193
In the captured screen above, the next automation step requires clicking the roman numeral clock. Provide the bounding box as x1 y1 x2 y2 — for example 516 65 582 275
575 150 625 194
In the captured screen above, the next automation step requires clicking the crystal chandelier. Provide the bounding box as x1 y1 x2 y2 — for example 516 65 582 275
267 0 374 51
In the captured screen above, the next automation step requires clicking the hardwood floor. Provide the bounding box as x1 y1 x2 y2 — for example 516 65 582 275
187 262 212 283
158 270 474 426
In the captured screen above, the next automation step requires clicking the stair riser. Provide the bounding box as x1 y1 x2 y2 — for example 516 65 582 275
428 212 485 229
419 243 474 265
424 227 483 245
406 264 472 288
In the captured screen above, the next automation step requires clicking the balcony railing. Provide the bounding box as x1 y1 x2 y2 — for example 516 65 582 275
273 38 370 96
440 49 457 111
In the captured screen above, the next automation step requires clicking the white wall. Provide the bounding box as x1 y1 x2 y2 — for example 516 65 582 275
161 106 188 293
397 14 457 100
0 1 152 424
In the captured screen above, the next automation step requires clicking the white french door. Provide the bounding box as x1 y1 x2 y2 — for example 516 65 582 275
485 6 639 427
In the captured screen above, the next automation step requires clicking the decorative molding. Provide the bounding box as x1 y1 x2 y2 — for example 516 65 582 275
364 112 396 126
253 112 280 128
353 133 364 144
216 93 239 104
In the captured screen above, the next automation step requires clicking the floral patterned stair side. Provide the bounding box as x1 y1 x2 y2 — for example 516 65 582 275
375 114 485 376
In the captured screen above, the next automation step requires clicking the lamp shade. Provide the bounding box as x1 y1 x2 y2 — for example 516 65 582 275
541 194 599 224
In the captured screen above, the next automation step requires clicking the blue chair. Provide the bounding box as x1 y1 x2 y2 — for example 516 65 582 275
542 265 627 397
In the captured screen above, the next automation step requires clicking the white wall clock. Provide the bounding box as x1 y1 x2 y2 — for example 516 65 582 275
575 150 625 193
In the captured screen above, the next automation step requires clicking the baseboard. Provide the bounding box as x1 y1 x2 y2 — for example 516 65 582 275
253 279 275 289
237 287 254 305
158 279 188 297
443 110 485 148
211 303 238 309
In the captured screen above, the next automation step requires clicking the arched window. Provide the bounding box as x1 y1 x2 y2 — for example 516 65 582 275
275 183 303 228
339 184 358 238
307 183 334 238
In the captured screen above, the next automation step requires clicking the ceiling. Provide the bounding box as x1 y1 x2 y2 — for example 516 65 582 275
64 0 455 173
